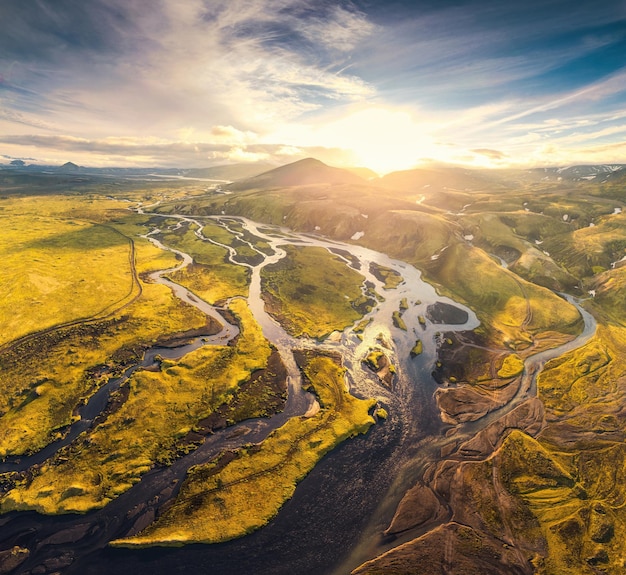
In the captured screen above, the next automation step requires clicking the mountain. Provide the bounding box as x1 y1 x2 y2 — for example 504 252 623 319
528 164 626 182
345 166 379 180
60 161 81 172
380 165 510 194
379 164 626 193
227 158 366 191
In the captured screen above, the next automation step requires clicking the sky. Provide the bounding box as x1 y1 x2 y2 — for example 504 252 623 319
1 0 626 174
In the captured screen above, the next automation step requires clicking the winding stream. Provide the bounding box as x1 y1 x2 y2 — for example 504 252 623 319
0 213 597 575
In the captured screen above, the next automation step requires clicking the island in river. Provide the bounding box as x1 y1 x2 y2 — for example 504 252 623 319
1 158 625 575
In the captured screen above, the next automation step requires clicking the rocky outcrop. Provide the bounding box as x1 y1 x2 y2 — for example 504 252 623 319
353 522 533 575
457 398 544 458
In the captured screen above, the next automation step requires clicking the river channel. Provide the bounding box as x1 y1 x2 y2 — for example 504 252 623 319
0 213 595 575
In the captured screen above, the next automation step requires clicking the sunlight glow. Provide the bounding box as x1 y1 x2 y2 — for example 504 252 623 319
312 108 441 174
268 107 452 175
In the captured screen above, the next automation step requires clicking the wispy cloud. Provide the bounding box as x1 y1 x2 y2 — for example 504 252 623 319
1 0 626 170
0 133 351 168
471 148 508 161
486 69 626 129
294 4 376 52
0 0 377 135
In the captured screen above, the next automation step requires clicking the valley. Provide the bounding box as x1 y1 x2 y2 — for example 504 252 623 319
0 159 625 575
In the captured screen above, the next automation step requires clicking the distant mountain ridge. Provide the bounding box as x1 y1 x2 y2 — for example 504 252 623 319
3 159 625 185
530 164 626 182
380 165 508 193
0 161 275 181
345 166 379 180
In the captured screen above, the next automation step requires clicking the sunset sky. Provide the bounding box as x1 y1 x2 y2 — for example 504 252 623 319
1 0 626 174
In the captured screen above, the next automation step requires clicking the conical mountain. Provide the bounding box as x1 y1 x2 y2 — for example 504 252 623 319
227 158 366 190
59 161 81 172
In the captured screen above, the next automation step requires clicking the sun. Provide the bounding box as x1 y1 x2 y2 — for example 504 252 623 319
267 106 452 175
318 108 440 174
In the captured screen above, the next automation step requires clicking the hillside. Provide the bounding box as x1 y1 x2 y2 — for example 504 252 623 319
528 164 626 183
379 165 511 193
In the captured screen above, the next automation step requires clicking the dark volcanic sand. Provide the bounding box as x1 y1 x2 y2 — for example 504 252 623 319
425 302 468 325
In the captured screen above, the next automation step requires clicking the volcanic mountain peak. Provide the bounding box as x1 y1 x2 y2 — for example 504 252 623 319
58 161 81 171
227 157 366 190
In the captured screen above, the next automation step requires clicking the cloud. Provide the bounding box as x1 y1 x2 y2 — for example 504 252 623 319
0 0 377 140
523 139 626 167
0 134 231 166
294 4 377 52
1 0 626 170
471 148 508 160
0 0 141 63
0 106 55 130
1 153 37 161
489 69 626 129
209 125 258 144
352 0 626 112
0 133 355 168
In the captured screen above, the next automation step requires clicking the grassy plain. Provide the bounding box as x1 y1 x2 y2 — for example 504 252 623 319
261 245 371 338
0 206 135 347
112 351 376 546
208 218 271 264
0 197 217 457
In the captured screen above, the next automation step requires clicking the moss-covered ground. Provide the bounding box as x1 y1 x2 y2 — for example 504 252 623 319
497 353 524 378
0 199 217 458
261 245 372 339
152 219 250 303
0 299 272 513
0 202 136 347
111 351 375 546
410 339 423 357
418 268 626 572
392 310 407 331
156 171 626 574
191 182 584 350
162 169 625 573
369 262 404 290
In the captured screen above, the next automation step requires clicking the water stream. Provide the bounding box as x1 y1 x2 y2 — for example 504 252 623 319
0 214 596 575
